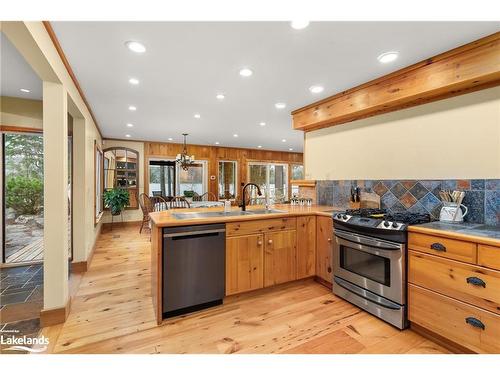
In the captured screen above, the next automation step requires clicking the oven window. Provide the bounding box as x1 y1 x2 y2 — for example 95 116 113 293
340 245 391 286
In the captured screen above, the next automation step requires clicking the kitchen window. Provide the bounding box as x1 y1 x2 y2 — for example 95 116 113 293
178 160 208 196
247 162 288 203
218 160 237 199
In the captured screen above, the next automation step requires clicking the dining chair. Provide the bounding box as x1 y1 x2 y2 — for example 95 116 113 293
170 196 191 209
150 196 169 212
138 193 154 233
196 192 218 201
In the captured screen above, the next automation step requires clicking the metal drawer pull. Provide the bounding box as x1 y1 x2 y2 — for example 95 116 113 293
466 276 486 288
465 317 485 330
430 242 446 252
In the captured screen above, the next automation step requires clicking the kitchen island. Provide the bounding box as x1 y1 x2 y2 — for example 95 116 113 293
149 204 338 324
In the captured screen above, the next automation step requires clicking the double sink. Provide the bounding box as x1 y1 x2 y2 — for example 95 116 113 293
172 209 286 220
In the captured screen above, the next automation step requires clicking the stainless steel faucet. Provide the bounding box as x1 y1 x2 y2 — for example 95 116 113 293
240 183 262 211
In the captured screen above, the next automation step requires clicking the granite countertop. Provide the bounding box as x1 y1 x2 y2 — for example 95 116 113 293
149 204 340 228
409 221 500 247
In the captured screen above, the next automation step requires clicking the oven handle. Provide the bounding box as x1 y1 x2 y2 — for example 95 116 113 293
334 229 403 251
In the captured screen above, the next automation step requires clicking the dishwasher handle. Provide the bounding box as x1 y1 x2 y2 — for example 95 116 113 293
163 228 225 238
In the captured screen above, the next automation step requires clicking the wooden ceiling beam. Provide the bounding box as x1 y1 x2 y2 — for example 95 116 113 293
291 32 500 132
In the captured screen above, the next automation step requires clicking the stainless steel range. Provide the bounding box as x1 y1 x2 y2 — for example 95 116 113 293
332 208 430 329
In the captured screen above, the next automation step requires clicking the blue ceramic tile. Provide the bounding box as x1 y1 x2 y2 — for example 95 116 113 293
316 181 333 206
485 179 500 191
471 179 485 190
389 201 407 213
408 201 428 215
409 182 428 200
462 190 485 224
364 180 376 190
484 190 500 226
381 191 398 209
430 203 444 220
419 180 441 191
382 180 398 189
390 182 407 198
420 192 442 212
332 184 352 207
441 180 457 191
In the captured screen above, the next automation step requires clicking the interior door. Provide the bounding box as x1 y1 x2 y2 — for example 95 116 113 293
225 234 264 295
264 230 297 287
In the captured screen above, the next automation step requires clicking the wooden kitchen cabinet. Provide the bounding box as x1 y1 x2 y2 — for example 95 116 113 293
264 230 297 287
296 216 316 279
316 216 333 284
226 234 264 296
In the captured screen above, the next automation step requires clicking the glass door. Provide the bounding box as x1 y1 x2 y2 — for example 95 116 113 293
177 161 208 196
149 160 176 198
2 132 44 264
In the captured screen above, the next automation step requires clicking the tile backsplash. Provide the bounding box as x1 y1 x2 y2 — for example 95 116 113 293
316 179 500 225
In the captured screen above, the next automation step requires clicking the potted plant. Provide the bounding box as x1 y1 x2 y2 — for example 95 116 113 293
104 188 130 216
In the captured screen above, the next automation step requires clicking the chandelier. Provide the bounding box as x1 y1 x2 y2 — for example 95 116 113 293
175 133 195 171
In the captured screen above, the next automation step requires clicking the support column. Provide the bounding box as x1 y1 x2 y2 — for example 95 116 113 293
71 117 87 267
41 81 69 326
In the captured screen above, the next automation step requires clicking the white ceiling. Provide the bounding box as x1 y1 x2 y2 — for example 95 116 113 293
39 23 500 151
0 32 42 100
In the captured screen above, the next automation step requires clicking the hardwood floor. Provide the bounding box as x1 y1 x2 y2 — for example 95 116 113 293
40 223 449 354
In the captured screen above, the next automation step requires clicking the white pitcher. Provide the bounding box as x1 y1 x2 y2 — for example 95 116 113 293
439 202 468 222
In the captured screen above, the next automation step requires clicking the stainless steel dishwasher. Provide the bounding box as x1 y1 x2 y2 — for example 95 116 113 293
162 223 225 318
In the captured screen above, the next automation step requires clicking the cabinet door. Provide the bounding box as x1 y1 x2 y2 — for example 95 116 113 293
296 216 316 279
226 234 264 296
264 230 297 287
316 216 333 283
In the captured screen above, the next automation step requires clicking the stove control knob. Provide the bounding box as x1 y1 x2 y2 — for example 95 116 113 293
336 214 342 219
392 222 399 228
383 220 390 228
342 214 348 220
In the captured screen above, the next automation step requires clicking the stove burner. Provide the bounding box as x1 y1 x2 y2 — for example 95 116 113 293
384 212 431 226
345 208 386 217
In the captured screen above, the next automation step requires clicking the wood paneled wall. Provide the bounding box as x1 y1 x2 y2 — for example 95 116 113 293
144 141 303 199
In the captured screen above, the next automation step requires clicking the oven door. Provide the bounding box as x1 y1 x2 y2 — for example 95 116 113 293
333 229 405 304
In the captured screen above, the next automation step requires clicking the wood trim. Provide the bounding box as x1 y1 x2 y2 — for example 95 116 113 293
94 141 104 226
40 298 71 327
0 125 43 134
290 179 316 187
71 223 101 273
410 322 474 354
42 21 103 139
292 32 500 132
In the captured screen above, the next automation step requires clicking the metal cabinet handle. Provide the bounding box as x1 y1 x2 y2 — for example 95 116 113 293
466 276 486 288
268 239 273 245
257 241 263 246
327 238 332 243
465 317 485 330
327 266 332 273
430 242 446 252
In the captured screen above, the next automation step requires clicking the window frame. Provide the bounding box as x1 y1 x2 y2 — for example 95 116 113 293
176 159 208 197
247 161 289 202
94 141 104 225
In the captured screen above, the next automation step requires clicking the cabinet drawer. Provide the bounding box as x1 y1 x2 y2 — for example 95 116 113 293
478 244 500 271
408 232 477 263
409 284 500 353
226 217 296 237
409 251 500 313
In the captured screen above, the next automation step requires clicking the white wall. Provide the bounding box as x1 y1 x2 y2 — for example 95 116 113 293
305 87 500 180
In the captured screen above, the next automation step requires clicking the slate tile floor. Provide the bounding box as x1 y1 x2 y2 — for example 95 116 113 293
0 265 43 354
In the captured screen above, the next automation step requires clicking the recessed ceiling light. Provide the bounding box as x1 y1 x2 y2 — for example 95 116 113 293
259 122 266 127
289 148 293 151
282 139 287 143
216 93 225 100
239 68 253 77
377 51 399 63
125 41 146 54
233 134 238 138
126 123 134 128
168 137 173 141
194 113 201 119
129 78 139 85
20 88 31 93
275 102 286 109
215 141 220 145
257 145 262 149
291 21 310 30
128 105 137 111
125 134 131 138
309 85 324 94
